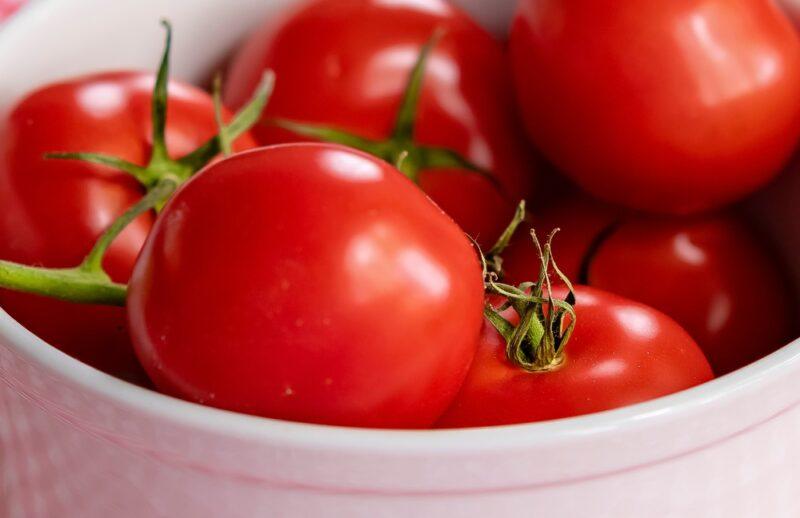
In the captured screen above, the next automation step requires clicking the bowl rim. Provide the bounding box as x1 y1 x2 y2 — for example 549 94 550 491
3 0 800 457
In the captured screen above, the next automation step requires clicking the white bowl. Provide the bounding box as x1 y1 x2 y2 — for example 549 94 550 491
2 1 800 516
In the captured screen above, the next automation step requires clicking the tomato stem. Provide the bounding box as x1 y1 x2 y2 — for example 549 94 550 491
148 19 173 167
212 74 233 157
0 262 127 306
79 178 177 273
43 153 155 185
478 208 577 372
0 178 175 306
390 27 444 142
484 200 527 278
269 30 498 191
0 22 276 308
179 70 275 173
45 25 275 191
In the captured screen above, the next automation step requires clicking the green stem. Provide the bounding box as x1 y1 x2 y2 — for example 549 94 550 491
478 216 577 372
269 30 496 189
212 74 232 157
0 178 175 306
0 262 127 306
148 19 172 166
272 118 388 158
179 70 276 173
46 28 274 188
484 200 527 279
391 28 445 142
79 178 177 273
44 153 154 185
0 23 276 309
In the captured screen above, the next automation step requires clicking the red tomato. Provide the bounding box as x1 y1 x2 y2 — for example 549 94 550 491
224 0 535 247
510 0 800 214
437 285 714 427
127 144 485 428
0 72 255 381
503 197 795 375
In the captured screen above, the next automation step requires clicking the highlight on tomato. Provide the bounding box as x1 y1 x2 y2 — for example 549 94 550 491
224 0 536 247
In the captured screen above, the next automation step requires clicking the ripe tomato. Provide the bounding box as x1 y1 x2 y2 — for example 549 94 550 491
510 0 800 214
437 285 714 427
503 196 795 375
224 0 535 247
127 144 485 428
0 72 255 381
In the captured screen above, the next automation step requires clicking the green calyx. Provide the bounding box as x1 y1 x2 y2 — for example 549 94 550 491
271 29 499 189
47 20 276 191
0 20 274 307
477 201 577 372
0 178 176 306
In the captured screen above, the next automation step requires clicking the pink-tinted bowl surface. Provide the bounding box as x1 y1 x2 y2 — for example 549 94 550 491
3 0 800 516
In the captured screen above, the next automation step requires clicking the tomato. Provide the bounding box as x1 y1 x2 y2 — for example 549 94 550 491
436 285 714 427
224 0 535 247
0 72 255 381
127 144 485 428
510 0 800 214
503 196 794 375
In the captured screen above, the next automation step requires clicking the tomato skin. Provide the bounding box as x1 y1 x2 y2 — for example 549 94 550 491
504 197 794 375
436 286 714 428
0 72 255 380
588 216 794 375
224 0 535 246
510 0 800 214
127 144 485 428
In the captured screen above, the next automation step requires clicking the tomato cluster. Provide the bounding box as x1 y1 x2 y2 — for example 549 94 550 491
1 0 798 429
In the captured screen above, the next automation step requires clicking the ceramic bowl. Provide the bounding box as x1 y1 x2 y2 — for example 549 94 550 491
2 1 800 516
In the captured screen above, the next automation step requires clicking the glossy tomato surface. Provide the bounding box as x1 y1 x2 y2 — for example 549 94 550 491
437 286 714 427
510 0 800 214
504 196 795 375
224 0 535 246
127 144 485 428
0 72 255 381
588 216 795 375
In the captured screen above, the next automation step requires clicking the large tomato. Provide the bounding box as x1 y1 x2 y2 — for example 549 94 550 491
127 144 485 428
0 72 255 380
510 0 800 214
437 286 714 427
224 0 535 247
503 196 794 375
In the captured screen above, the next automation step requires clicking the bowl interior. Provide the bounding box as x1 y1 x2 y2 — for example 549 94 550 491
1 0 800 464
